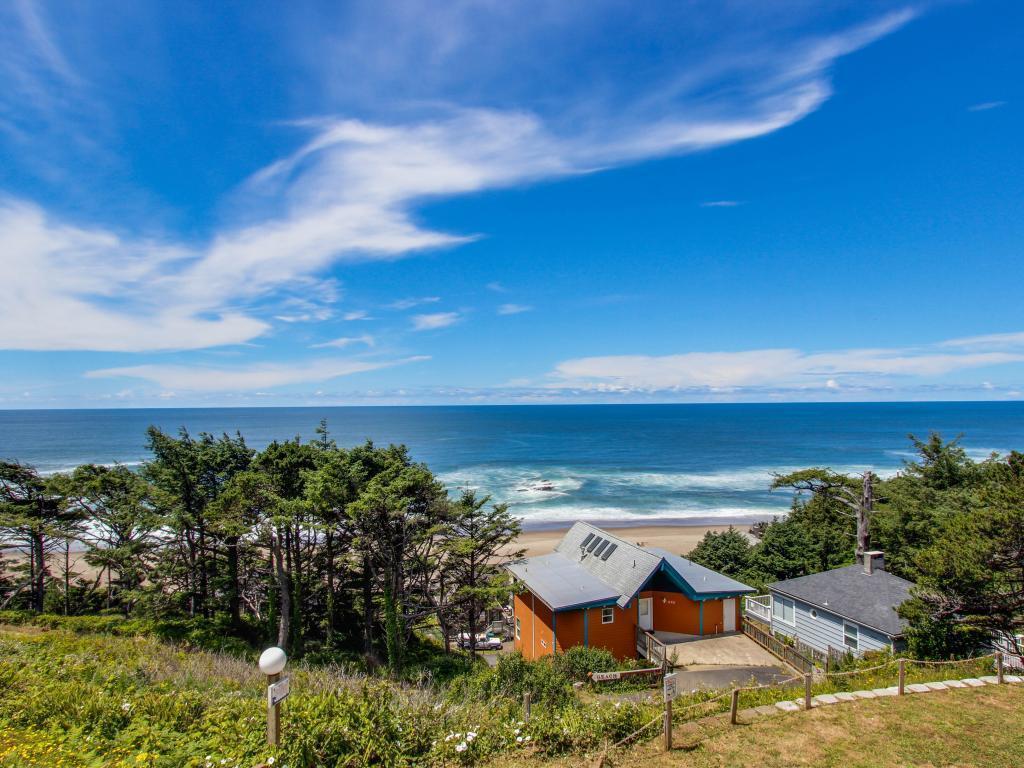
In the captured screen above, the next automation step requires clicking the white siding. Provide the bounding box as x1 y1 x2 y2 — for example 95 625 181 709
769 592 892 657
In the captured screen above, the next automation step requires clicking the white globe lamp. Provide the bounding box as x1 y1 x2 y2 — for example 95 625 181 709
259 646 288 676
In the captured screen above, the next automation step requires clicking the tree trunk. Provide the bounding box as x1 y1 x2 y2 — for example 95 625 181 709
32 527 45 612
856 472 873 563
197 517 209 619
325 529 335 638
64 540 70 616
227 535 241 628
467 557 478 660
362 554 374 658
273 528 291 651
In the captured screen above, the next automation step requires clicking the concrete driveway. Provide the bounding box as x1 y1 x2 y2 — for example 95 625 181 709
672 664 793 691
666 632 783 667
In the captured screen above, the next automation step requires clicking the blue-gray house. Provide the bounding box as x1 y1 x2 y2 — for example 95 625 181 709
746 552 914 657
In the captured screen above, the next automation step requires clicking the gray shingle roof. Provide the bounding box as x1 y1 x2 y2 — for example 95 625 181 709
769 565 915 637
554 523 662 609
506 523 752 611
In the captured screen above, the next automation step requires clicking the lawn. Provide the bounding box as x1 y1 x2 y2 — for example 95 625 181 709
495 682 1024 768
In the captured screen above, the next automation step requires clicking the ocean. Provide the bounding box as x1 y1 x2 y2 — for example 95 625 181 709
1 403 1022 529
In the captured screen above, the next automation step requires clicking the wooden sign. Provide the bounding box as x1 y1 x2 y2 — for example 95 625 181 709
268 676 291 706
663 672 679 702
591 671 622 682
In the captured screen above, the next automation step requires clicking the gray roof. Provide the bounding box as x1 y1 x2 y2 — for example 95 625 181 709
507 522 753 611
646 548 756 596
554 523 662 608
769 565 915 637
505 553 621 611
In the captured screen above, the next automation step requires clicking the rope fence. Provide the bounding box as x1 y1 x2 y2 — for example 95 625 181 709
578 649 1009 758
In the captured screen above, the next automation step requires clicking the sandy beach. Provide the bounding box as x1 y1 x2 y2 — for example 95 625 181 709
509 523 746 558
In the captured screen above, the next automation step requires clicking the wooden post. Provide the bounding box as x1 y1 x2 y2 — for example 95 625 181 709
996 651 1004 684
898 659 906 695
804 673 812 710
523 691 532 722
730 688 740 725
266 672 281 746
663 699 672 751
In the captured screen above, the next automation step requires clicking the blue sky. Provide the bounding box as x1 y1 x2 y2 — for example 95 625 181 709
1 0 1022 407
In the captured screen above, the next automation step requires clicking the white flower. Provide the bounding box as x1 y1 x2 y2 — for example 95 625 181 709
121 700 132 712
516 736 523 743
514 728 521 735
455 742 468 753
267 758 275 765
466 732 476 742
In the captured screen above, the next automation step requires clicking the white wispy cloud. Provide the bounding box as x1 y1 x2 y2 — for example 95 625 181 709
86 355 426 392
548 336 1024 392
940 331 1024 349
387 296 441 310
498 303 533 315
486 282 507 293
310 334 375 349
700 200 742 208
343 310 371 321
967 101 1006 112
412 312 461 331
0 4 916 355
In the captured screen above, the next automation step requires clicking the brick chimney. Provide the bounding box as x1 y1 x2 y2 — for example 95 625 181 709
862 550 885 575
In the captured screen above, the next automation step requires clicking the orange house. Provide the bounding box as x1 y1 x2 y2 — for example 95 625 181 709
506 522 754 661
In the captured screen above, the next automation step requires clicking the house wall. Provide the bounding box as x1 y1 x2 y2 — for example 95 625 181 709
639 591 742 636
512 592 638 660
513 590 556 660
583 603 638 659
769 591 893 657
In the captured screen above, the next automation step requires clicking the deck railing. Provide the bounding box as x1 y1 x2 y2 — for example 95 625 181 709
741 617 815 675
636 626 669 672
743 594 772 623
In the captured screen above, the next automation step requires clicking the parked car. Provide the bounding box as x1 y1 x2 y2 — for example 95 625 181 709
456 632 503 650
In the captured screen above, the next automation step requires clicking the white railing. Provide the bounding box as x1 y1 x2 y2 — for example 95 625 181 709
744 594 772 624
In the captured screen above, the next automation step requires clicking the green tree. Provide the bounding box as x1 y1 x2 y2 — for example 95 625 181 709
901 453 1024 658
54 464 160 615
442 491 523 658
688 526 752 578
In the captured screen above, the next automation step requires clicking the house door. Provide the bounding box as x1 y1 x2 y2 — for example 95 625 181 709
638 598 653 631
723 598 736 632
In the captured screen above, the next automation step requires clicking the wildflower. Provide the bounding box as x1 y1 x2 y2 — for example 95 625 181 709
455 742 467 753
466 732 476 742
513 728 521 735
516 736 523 744
267 758 275 765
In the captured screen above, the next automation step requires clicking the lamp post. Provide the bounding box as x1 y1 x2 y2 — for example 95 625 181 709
259 647 288 746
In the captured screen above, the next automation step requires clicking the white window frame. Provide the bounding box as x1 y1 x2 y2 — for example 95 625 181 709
843 621 859 651
772 595 796 626
515 617 521 640
601 607 615 624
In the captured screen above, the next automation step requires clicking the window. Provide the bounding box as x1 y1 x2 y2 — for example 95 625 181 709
515 618 521 640
772 595 795 625
844 622 859 651
602 607 614 624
